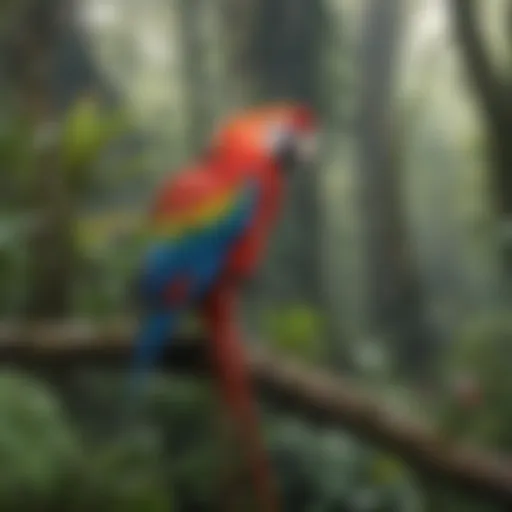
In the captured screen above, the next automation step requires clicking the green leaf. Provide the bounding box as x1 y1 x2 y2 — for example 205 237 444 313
369 455 404 486
263 305 325 362
61 97 102 169
74 211 143 254
60 97 130 185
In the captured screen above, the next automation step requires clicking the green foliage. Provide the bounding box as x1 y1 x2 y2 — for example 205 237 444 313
0 97 140 316
0 214 34 313
0 367 428 511
0 371 78 509
268 417 423 511
58 95 155 201
448 312 512 380
68 372 225 510
144 376 226 508
61 97 130 189
0 114 37 208
437 311 512 451
0 95 136 208
73 238 140 318
262 304 326 363
0 371 223 510
71 431 173 512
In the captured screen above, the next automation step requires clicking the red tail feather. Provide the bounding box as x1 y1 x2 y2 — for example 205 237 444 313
203 287 280 512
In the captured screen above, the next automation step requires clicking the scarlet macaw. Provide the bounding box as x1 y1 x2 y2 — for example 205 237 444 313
131 103 318 510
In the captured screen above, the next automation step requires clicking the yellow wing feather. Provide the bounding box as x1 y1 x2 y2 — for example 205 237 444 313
149 187 238 240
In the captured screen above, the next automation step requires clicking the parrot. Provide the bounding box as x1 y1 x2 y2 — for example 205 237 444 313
130 102 319 511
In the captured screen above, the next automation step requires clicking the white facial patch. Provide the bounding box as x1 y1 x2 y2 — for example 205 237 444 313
265 122 319 168
265 123 293 154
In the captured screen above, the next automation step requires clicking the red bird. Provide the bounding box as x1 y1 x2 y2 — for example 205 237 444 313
132 103 318 510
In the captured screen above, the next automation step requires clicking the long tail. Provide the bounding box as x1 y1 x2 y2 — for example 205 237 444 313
204 290 280 512
125 310 176 413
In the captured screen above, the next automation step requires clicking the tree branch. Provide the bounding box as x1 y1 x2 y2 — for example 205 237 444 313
0 320 510 506
450 0 511 129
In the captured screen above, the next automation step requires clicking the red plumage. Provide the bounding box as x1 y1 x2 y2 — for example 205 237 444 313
147 103 317 511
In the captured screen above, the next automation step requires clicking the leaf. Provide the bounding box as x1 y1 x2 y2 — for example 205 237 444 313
74 211 144 254
369 455 404 486
60 97 130 185
61 97 102 169
263 305 325 362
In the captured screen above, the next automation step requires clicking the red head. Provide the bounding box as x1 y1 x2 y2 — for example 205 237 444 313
207 102 319 172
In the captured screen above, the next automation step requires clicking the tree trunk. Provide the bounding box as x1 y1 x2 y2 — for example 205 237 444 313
8 0 74 318
177 0 218 152
251 0 325 307
357 0 434 380
451 0 512 274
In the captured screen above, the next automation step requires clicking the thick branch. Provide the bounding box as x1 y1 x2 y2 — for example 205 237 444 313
450 0 511 131
0 321 510 506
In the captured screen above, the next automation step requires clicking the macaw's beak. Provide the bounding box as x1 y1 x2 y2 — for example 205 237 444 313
278 128 320 173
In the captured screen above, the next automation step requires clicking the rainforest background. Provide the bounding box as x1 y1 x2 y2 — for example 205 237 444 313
0 0 511 510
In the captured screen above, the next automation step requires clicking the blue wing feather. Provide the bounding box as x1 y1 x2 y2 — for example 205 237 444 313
138 178 259 306
128 178 259 402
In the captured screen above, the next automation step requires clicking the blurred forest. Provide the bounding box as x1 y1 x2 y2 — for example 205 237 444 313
0 0 511 510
